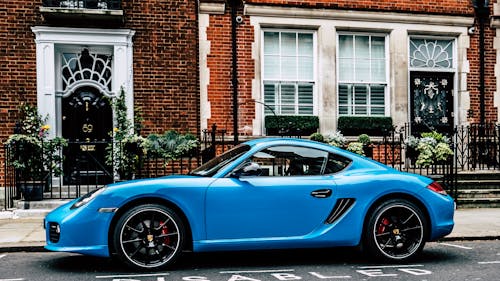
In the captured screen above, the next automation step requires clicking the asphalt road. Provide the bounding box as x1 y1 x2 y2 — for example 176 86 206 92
0 240 498 281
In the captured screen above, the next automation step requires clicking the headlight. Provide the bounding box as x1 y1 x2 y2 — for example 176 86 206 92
71 187 106 209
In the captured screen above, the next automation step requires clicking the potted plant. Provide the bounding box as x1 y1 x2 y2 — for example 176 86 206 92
5 104 67 200
406 132 454 168
358 134 373 158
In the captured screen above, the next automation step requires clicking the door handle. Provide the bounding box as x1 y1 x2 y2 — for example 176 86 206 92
311 189 332 198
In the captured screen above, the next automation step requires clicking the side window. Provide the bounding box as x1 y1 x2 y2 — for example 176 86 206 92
324 153 352 174
250 145 328 176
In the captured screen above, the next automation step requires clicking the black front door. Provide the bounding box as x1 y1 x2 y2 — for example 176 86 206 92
410 72 454 136
62 86 113 184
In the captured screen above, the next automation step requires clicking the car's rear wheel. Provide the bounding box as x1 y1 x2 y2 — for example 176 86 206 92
364 199 427 261
113 204 185 270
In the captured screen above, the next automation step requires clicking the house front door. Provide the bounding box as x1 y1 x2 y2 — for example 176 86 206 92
62 86 113 184
410 71 454 136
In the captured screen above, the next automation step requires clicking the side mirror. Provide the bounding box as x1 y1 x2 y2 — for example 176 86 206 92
232 162 262 177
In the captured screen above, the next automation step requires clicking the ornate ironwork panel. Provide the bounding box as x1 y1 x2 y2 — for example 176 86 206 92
410 72 454 135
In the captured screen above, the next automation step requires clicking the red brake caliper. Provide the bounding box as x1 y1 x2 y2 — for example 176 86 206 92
160 221 170 245
377 218 390 234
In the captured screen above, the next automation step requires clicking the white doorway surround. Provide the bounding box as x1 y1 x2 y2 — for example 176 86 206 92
31 26 135 138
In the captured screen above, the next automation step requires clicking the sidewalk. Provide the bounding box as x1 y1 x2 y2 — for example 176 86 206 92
0 208 499 252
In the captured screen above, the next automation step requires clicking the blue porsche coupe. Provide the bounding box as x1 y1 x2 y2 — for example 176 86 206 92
45 138 454 270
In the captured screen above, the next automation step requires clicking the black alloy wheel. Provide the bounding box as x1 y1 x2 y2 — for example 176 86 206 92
364 199 427 261
113 204 185 270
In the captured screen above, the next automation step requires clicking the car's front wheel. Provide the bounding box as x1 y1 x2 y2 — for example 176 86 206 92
364 199 427 262
113 204 185 270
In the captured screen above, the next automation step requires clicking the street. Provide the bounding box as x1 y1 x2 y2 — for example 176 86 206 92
0 241 498 281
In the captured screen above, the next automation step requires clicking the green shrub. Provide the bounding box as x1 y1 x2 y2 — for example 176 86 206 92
309 132 325 143
265 115 319 135
337 116 393 136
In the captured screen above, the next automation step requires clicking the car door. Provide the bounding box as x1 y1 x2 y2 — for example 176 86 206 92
205 145 338 240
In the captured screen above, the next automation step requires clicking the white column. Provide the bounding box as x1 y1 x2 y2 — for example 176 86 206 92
113 33 135 129
318 23 337 134
35 42 56 138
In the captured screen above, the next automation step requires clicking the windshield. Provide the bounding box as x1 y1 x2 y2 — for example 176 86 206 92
190 144 251 177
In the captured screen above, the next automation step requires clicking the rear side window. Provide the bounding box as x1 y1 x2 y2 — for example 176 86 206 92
324 153 352 174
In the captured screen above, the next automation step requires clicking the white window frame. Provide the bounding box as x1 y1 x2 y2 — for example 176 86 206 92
336 32 390 117
261 29 317 117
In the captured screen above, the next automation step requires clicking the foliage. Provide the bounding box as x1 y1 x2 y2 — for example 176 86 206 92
309 132 324 143
265 115 319 135
406 132 454 168
358 134 371 146
106 88 199 180
347 142 365 156
106 88 143 180
144 131 199 164
337 116 393 136
5 104 67 181
325 131 346 147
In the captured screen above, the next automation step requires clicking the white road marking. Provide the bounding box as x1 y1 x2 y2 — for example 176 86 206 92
0 279 24 281
0 254 6 260
220 269 295 274
478 261 500 264
357 264 423 269
96 273 169 279
439 242 473 250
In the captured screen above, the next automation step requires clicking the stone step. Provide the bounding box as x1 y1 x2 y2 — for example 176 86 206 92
457 171 500 181
457 189 500 199
456 179 500 190
456 197 500 208
15 199 70 211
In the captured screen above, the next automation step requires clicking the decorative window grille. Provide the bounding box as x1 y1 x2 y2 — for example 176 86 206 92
61 48 112 93
409 38 454 69
262 30 315 116
337 34 388 116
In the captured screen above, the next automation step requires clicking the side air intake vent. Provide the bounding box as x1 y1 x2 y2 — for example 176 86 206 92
325 198 355 224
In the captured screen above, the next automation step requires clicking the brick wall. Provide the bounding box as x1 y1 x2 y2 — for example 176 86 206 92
0 0 200 182
205 4 255 135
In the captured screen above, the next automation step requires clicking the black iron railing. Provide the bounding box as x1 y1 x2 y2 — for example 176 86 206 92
42 0 122 10
3 123 500 209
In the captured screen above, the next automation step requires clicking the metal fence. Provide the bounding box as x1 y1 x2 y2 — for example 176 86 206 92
3 123 499 209
42 0 122 10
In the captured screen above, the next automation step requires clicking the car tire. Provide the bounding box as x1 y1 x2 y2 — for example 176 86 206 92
112 204 185 270
364 199 427 262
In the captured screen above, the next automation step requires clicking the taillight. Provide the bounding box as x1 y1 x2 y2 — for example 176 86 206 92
427 181 447 195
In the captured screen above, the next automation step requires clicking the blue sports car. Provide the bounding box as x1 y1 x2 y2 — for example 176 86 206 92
45 138 454 270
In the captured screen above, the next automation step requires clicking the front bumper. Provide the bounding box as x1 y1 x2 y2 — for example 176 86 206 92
44 200 115 257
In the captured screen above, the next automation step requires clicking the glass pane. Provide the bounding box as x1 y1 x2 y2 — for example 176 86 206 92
338 84 350 115
298 33 313 56
281 105 295 115
354 106 367 115
264 83 277 116
298 106 313 115
282 32 297 56
338 35 353 58
339 58 353 81
370 85 385 105
371 59 386 81
264 32 280 54
371 36 385 59
355 59 370 81
371 107 385 116
338 106 348 115
264 55 280 79
280 84 296 105
355 36 369 58
281 56 297 79
298 84 313 105
354 85 367 105
298 57 313 80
